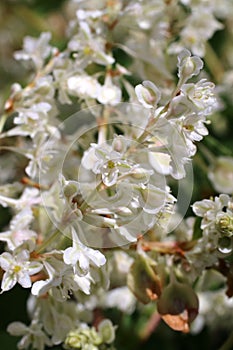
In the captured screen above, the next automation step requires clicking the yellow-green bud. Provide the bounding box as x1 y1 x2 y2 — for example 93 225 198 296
63 183 79 199
98 319 115 344
216 214 233 237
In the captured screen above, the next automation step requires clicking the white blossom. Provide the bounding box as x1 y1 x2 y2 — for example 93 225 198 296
0 208 37 251
7 319 52 350
0 250 42 292
63 227 106 276
0 187 41 209
0 0 231 346
193 194 230 230
14 32 54 70
208 157 233 194
97 76 122 106
67 75 101 99
68 21 114 67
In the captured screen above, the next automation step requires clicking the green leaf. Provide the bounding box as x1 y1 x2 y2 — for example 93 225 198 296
192 216 203 240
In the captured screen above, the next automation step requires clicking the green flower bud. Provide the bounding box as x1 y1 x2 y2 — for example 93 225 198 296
63 183 79 199
216 214 233 237
64 325 102 349
98 319 115 344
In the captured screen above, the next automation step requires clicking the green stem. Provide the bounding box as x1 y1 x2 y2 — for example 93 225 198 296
97 106 110 145
205 42 225 84
136 110 159 144
36 229 60 254
0 114 8 133
218 329 233 350
79 182 102 212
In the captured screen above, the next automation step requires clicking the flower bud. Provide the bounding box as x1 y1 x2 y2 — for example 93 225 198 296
98 319 115 344
63 182 79 199
177 49 203 84
65 325 102 349
216 213 233 237
135 80 161 109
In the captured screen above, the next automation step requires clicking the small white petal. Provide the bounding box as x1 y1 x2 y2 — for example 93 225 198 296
18 271 32 288
74 274 91 294
0 252 13 270
1 272 17 292
7 322 28 336
149 152 171 175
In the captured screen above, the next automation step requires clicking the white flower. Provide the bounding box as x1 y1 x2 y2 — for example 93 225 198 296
63 227 106 275
4 103 58 140
0 208 37 251
109 210 157 245
180 8 223 56
73 272 93 295
7 319 52 350
181 79 217 115
14 32 53 70
77 9 103 20
32 258 94 298
148 151 171 176
103 287 136 314
97 76 122 106
192 194 230 230
0 187 40 209
169 8 223 57
68 21 114 67
81 142 131 187
81 144 99 171
0 250 43 292
208 157 233 194
14 102 51 124
31 259 64 297
67 75 101 99
182 114 209 142
148 118 191 179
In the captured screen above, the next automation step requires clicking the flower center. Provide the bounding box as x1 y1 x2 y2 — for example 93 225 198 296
13 265 22 273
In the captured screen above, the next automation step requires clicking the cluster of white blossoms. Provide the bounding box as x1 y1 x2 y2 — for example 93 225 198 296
0 0 233 349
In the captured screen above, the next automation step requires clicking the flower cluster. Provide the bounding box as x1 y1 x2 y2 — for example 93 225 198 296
0 0 233 349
